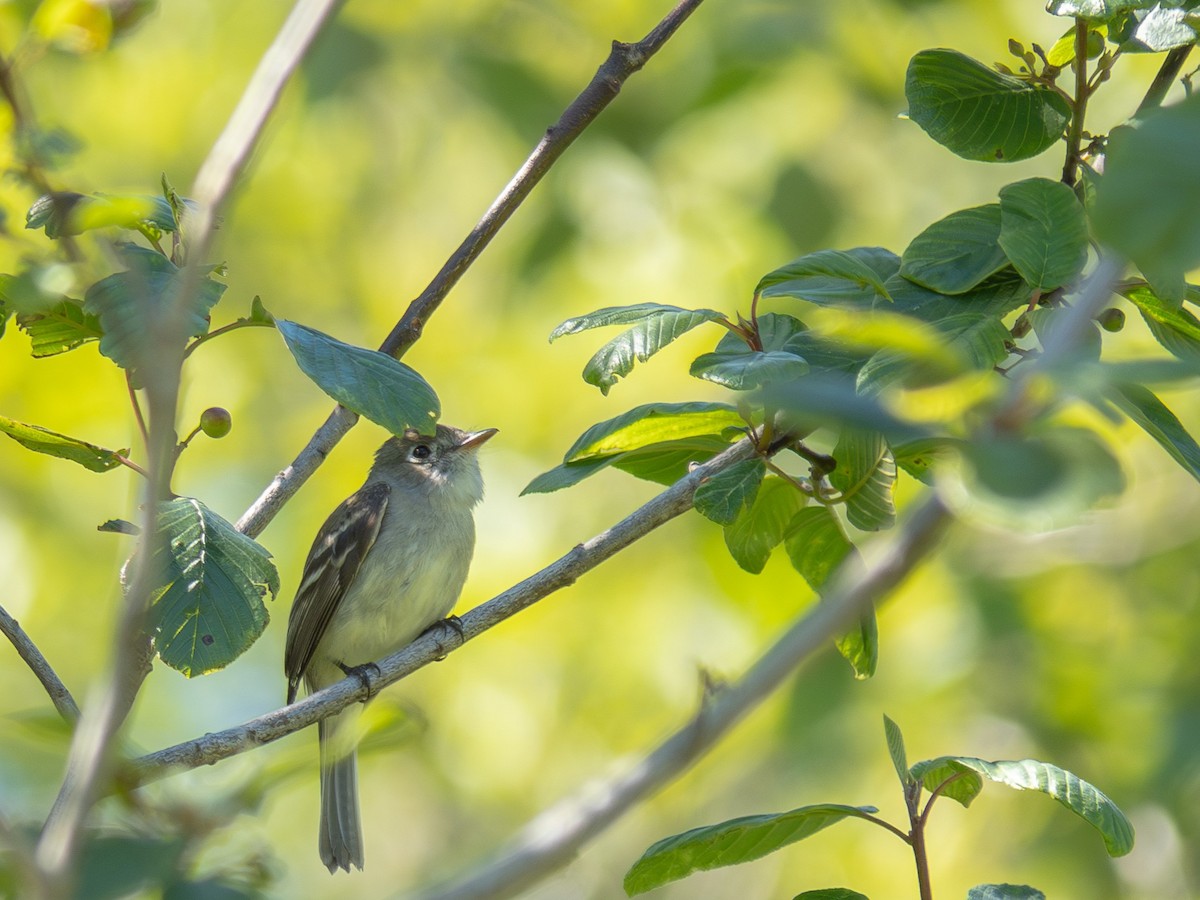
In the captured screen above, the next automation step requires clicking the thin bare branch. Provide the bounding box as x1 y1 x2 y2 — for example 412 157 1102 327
420 496 951 900
0 604 79 724
235 0 708 539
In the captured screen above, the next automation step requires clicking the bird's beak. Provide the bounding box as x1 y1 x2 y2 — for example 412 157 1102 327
456 427 499 451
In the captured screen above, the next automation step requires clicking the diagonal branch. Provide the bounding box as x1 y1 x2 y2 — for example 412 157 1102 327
130 435 757 784
235 0 707 539
0 603 79 724
420 496 951 900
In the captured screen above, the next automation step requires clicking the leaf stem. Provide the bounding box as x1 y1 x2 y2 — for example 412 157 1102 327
112 453 149 479
182 317 272 360
907 782 935 900
919 772 967 825
1061 17 1089 188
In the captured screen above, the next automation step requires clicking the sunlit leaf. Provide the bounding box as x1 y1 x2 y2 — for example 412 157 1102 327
623 804 880 896
883 715 911 785
1107 382 1200 483
16 299 103 357
563 401 743 462
998 178 1088 291
1135 6 1198 50
900 204 1010 294
1047 0 1153 19
0 415 128 472
694 458 765 525
149 498 280 677
277 320 440 436
612 436 741 485
905 49 1071 162
784 506 854 593
756 248 893 302
549 303 723 339
829 430 895 531
1122 285 1200 363
910 757 1134 856
891 436 963 484
723 476 808 573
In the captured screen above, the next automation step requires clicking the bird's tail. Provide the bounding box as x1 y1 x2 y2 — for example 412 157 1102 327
318 711 364 872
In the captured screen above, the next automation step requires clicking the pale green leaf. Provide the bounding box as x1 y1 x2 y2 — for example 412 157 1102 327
0 415 128 473
830 430 896 531
564 401 743 462
723 476 808 574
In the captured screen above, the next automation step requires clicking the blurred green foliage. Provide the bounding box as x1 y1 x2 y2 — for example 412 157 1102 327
0 1 1197 898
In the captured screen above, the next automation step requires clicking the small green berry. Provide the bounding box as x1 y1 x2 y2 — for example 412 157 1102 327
1097 308 1125 333
199 407 232 439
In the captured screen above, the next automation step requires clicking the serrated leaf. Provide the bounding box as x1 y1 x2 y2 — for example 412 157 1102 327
998 178 1088 291
883 716 910 785
148 498 279 677
723 476 808 573
564 401 743 462
623 804 880 896
16 299 103 357
757 248 895 305
277 320 440 436
1093 93 1200 302
1122 285 1200 363
905 50 1072 162
1107 382 1200 483
912 757 1134 856
829 430 896 531
694 458 765 525
900 204 1011 294
690 348 810 389
0 415 128 472
549 304 725 395
83 245 225 381
967 886 1046 900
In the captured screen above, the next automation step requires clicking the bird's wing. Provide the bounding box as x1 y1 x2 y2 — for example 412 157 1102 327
284 480 390 703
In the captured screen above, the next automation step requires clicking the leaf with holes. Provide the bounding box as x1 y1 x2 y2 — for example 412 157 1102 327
623 804 880 896
148 498 280 677
906 50 1071 162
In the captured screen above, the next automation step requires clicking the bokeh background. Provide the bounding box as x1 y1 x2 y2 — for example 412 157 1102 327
0 0 1197 897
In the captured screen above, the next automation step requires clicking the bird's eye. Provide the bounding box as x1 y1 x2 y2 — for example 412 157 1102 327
411 444 432 461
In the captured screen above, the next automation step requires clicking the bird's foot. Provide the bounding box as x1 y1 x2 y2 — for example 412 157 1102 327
336 660 382 700
423 615 465 661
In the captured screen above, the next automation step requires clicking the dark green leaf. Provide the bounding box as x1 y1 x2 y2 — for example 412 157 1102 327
1107 382 1200 483
690 347 809 389
794 891 870 900
723 476 808 573
623 804 879 896
75 833 185 900
1093 94 1200 301
550 304 725 395
884 270 1032 324
913 757 1134 856
563 401 742 462
277 320 440 436
98 518 140 535
766 375 929 443
694 458 765 525
612 436 740 485
900 204 1010 294
883 715 910 785
83 245 226 380
829 430 895 531
16 299 103 357
0 415 128 472
1122 285 1200 363
998 178 1088 291
149 498 280 677
521 457 615 495
756 248 893 302
967 886 1046 900
905 50 1072 162
733 312 869 377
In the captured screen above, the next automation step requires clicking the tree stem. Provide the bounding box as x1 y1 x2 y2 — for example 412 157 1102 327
1061 17 1089 187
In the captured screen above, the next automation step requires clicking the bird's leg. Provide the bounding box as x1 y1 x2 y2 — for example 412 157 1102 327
422 615 465 661
336 660 382 700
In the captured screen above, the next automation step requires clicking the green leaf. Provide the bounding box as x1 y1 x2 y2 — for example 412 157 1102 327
794 891 870 900
883 715 910 785
998 178 1088 291
905 49 1072 162
623 804 879 896
1107 382 1200 483
1122 285 1200 363
694 458 765 525
83 245 226 380
76 833 185 900
857 313 1010 393
891 437 962 485
16 299 103 357
899 204 1011 294
829 430 895 531
1135 6 1198 50
521 457 616 495
837 606 879 680
549 304 726 395
957 428 1125 529
1047 26 1105 65
563 401 743 462
1027 307 1102 363
885 270 1032 324
149 498 280 677
741 312 869 378
909 757 985 807
1047 0 1154 19
766 375 927 442
967 886 1046 900
522 435 738 495
723 476 808 574
757 248 895 305
1093 93 1200 301
690 348 810 389
912 757 1135 857
27 191 188 238
757 248 893 302
0 415 128 472
784 506 854 592
277 320 440 436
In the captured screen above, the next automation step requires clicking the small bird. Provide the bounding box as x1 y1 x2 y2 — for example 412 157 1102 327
284 424 497 873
